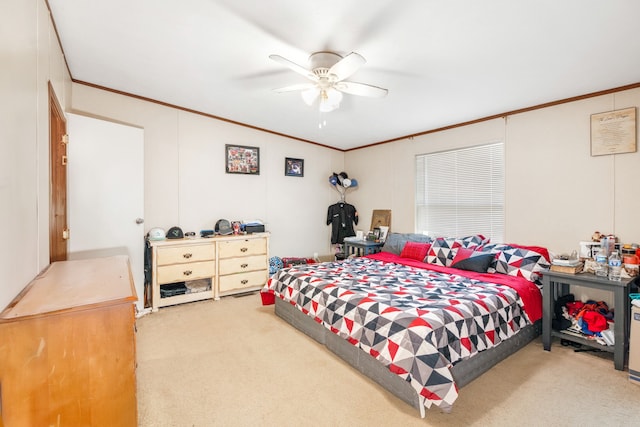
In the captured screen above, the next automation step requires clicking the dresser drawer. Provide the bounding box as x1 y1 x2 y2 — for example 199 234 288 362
218 238 266 258
218 270 268 294
157 260 215 284
156 244 215 265
218 255 267 275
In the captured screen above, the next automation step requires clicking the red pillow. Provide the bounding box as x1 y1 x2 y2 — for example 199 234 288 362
400 241 431 261
452 247 474 263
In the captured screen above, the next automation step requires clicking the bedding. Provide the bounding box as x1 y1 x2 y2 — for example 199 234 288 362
264 251 543 413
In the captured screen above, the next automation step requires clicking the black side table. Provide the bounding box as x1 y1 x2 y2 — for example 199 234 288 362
343 240 384 257
542 270 634 370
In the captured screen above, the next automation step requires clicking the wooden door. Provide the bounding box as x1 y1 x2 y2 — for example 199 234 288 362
49 83 67 262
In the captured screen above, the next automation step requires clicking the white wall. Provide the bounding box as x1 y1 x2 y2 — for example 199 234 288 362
346 89 640 256
0 0 71 309
70 84 345 260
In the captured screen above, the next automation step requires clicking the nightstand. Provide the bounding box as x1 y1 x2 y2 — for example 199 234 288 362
343 239 384 257
542 270 636 370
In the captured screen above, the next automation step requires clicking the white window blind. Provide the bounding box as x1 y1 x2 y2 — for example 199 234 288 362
415 142 504 241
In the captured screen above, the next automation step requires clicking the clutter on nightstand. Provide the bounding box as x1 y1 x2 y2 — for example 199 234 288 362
551 252 583 274
579 232 638 279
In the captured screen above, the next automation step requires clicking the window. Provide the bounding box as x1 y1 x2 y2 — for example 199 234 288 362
415 142 504 241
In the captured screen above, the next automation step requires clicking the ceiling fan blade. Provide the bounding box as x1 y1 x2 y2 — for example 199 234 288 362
273 83 317 93
269 54 317 81
328 52 366 81
335 81 388 98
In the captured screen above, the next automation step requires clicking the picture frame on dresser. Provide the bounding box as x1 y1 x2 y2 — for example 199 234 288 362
225 144 260 175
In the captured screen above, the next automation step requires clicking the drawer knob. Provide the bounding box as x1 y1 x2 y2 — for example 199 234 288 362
241 279 248 285
183 253 192 259
183 270 193 276
241 263 248 269
240 247 248 252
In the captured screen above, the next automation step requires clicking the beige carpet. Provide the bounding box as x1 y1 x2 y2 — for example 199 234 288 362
136 294 638 426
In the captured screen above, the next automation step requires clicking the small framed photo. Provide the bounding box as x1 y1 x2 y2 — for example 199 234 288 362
373 227 381 241
284 157 304 177
225 144 260 175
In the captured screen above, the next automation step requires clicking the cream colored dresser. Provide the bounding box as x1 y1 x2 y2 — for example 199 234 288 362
150 233 269 311
218 234 269 297
150 238 216 311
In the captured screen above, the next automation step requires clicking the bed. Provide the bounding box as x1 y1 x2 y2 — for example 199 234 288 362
263 234 549 417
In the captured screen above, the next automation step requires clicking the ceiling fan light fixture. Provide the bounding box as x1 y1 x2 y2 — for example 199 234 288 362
270 50 387 114
319 88 343 113
301 87 319 106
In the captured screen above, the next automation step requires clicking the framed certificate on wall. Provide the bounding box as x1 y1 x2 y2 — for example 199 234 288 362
590 107 637 156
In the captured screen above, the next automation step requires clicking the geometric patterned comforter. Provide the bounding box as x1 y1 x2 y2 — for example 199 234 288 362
264 254 541 412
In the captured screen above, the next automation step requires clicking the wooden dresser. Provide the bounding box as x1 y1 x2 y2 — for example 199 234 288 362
149 233 269 310
0 255 138 426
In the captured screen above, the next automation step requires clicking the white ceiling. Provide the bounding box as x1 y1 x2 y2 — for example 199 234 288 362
48 0 640 151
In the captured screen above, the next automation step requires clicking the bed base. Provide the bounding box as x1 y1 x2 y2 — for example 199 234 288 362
274 297 541 417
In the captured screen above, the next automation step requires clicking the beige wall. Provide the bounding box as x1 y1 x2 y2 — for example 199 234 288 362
0 0 71 309
70 84 345 260
346 89 640 256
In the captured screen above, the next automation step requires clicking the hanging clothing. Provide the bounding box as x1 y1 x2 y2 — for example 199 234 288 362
327 202 358 244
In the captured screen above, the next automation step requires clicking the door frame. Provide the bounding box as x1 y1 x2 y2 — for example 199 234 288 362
49 82 67 262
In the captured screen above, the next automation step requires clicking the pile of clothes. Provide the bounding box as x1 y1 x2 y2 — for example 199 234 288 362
553 294 615 346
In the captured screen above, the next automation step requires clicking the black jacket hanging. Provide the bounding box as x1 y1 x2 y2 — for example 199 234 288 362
326 202 358 244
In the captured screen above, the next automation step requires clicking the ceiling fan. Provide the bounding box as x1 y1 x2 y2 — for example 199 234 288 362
269 51 388 113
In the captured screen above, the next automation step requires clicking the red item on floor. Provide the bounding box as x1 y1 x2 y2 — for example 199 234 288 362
260 291 275 305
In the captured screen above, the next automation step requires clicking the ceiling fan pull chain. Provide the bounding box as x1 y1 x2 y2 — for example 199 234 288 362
318 111 328 129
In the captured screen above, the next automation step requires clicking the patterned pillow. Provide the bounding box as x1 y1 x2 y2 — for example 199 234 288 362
459 234 490 247
477 243 511 272
451 247 496 273
492 245 551 282
426 235 487 267
400 241 431 261
426 237 455 266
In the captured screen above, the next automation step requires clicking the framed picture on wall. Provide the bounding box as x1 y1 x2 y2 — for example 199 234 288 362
590 107 637 156
284 157 304 177
225 144 260 175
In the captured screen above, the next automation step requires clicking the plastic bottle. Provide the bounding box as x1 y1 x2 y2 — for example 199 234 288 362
595 246 608 277
608 250 622 281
